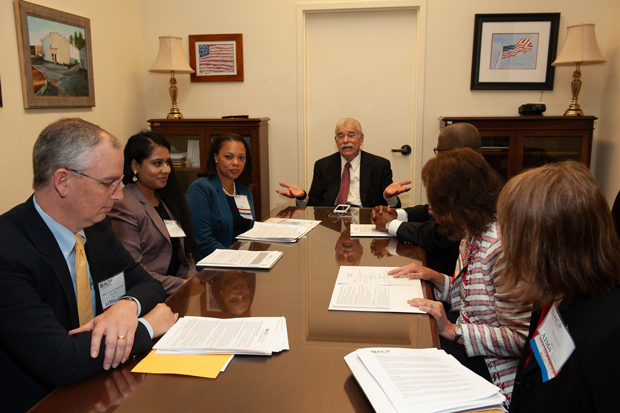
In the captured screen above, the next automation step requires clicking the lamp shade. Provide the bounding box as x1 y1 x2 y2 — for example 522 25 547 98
552 23 606 66
149 36 195 74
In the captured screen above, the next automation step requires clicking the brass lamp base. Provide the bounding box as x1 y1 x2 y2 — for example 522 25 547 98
564 63 584 117
166 71 184 119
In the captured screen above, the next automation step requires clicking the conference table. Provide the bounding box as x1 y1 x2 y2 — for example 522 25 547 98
30 207 439 413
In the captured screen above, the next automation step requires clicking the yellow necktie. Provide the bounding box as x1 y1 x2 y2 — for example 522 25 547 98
75 234 93 326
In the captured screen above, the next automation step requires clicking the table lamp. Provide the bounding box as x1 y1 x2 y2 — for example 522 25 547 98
552 23 606 116
149 36 195 119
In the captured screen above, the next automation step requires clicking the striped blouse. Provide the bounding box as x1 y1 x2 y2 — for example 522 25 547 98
436 219 531 405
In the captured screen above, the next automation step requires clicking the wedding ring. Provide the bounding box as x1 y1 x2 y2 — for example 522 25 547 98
430 303 433 310
117 335 127 340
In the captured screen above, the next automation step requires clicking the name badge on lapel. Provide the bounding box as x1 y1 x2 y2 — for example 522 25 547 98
530 303 576 382
234 195 253 220
98 272 126 311
164 220 186 238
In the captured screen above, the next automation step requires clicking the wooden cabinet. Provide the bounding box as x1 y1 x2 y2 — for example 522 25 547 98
440 116 596 181
148 118 270 220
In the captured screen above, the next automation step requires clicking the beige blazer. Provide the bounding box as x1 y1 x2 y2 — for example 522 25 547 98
108 183 197 294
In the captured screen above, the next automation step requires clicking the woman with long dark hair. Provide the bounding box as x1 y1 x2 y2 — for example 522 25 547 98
108 131 197 295
186 133 255 261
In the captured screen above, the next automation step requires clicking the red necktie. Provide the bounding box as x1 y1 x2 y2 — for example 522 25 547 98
336 162 351 205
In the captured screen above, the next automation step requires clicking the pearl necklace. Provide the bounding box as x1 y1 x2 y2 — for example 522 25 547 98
222 182 237 197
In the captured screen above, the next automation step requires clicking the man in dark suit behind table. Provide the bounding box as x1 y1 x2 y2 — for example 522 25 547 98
0 118 178 413
276 117 410 208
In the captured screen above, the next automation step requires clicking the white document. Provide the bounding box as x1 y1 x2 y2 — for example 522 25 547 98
197 249 283 269
236 222 308 242
329 266 424 314
346 348 506 413
350 224 395 238
263 218 321 237
154 316 288 356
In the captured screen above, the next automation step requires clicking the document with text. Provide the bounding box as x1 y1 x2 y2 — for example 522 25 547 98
154 316 289 356
328 266 424 314
350 224 394 238
236 222 310 242
263 218 321 237
197 249 283 269
345 347 506 413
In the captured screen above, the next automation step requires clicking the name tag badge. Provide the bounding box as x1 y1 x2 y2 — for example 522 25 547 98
98 272 126 311
234 195 253 220
531 304 576 382
164 220 186 238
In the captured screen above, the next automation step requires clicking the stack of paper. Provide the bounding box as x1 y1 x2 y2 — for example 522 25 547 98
197 249 283 269
345 347 506 413
264 218 321 237
350 224 395 238
170 145 188 169
154 316 289 356
236 220 319 243
329 266 424 314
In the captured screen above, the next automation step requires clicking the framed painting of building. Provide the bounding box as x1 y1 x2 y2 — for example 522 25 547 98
14 0 95 108
188 34 244 82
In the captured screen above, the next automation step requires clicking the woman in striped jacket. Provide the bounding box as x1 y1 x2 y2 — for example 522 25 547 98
389 148 531 406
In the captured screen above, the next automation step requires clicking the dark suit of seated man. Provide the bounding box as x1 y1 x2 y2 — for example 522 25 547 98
372 123 496 275
276 117 410 208
0 118 178 413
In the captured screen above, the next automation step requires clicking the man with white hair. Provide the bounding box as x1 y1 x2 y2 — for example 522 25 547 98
277 117 409 207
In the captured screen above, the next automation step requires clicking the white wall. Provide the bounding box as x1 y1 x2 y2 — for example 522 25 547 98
0 0 147 213
1 0 617 214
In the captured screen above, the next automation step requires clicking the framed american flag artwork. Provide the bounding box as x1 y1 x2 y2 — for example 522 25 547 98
471 13 560 90
189 34 244 82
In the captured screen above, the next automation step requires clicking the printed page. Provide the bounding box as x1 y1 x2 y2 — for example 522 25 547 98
236 222 307 242
356 348 505 413
154 316 283 355
197 249 283 269
350 224 394 238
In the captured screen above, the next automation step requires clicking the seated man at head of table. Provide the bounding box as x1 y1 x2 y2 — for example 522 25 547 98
371 123 489 275
0 118 178 413
276 117 410 208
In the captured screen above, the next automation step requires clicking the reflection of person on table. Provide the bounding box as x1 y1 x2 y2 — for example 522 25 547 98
389 148 531 405
108 131 198 295
94 368 145 412
186 133 255 261
497 162 620 413
0 118 178 413
335 227 363 266
201 271 256 317
276 117 409 207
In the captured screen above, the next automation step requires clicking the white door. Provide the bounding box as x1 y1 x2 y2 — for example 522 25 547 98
304 8 419 207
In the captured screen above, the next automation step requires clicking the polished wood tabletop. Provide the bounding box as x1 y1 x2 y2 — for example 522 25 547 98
30 207 438 413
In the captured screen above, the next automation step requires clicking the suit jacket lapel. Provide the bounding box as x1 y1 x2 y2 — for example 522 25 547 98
359 151 370 206
23 196 80 327
128 184 171 245
328 153 341 204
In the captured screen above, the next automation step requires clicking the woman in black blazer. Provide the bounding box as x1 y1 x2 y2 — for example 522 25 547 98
497 161 620 413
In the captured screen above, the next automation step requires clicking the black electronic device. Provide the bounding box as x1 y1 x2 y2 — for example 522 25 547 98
518 103 546 116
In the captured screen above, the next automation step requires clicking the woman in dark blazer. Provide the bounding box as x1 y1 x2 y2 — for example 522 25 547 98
109 131 197 295
186 133 255 261
497 161 620 413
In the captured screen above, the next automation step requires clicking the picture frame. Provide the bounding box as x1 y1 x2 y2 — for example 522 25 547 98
188 34 244 82
14 0 95 108
471 13 560 90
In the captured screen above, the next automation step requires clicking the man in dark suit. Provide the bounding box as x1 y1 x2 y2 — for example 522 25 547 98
371 123 488 275
0 118 178 412
276 117 410 207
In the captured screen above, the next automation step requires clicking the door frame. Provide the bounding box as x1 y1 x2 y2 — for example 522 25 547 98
296 0 427 205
